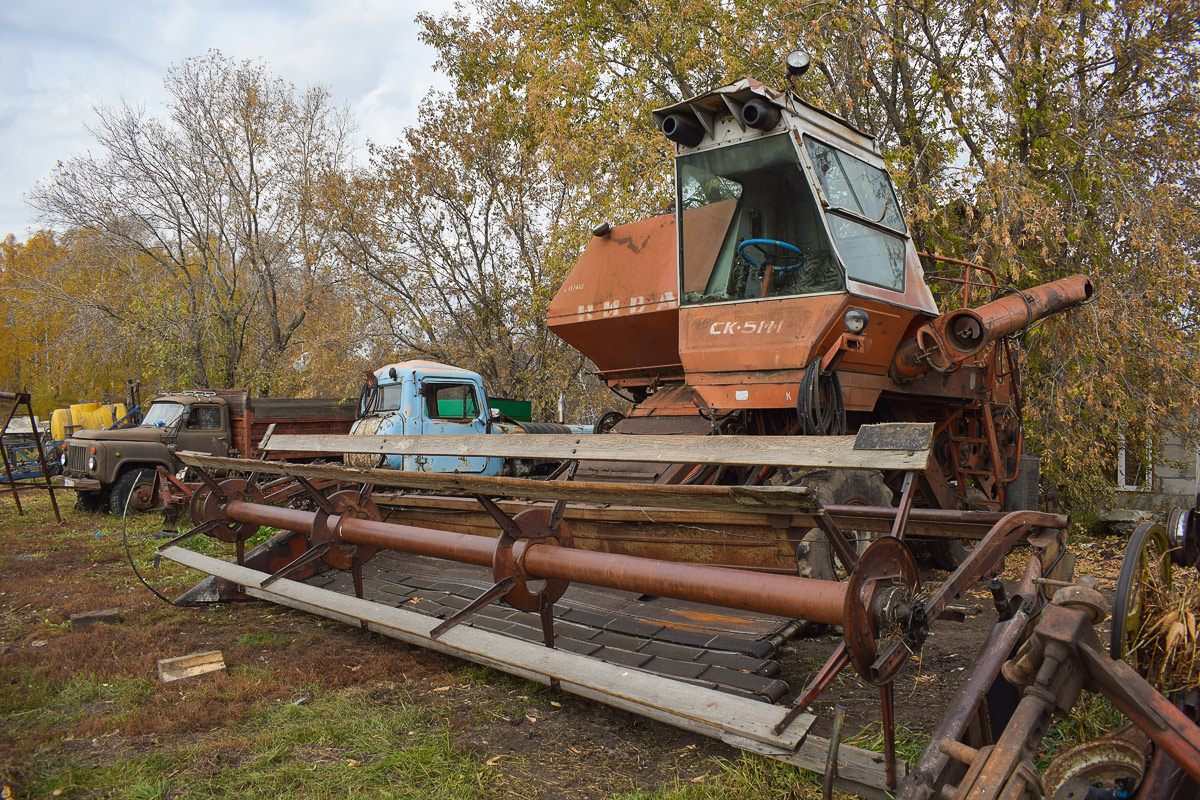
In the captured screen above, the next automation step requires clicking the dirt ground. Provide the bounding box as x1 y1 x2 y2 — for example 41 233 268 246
0 492 1128 799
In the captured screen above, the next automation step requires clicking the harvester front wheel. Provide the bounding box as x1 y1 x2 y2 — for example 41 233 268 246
769 468 892 580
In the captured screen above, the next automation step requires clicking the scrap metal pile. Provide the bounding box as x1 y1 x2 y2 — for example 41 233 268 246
153 426 1200 800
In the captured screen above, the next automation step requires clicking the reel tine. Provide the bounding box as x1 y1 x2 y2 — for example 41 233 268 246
156 519 222 551
260 542 332 588
474 495 526 540
430 577 516 639
539 592 557 649
774 643 850 735
294 476 334 513
881 682 897 791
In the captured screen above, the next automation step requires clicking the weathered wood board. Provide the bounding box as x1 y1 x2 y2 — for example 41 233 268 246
160 546 899 799
157 650 226 683
261 429 932 471
176 453 823 516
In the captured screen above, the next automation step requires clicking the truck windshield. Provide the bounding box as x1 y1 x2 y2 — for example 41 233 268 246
803 136 907 291
678 134 842 306
142 402 184 427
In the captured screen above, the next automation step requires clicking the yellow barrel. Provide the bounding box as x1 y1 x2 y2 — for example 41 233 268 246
70 403 102 432
50 408 72 441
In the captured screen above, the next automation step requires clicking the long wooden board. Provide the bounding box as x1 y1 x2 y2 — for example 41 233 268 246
176 453 823 516
160 546 899 798
261 429 932 471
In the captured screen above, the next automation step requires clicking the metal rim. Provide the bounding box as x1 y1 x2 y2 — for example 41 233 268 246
312 489 380 570
493 507 574 613
843 536 920 684
200 478 266 543
1110 521 1172 662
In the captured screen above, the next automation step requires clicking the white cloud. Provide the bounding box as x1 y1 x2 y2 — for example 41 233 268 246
0 0 456 240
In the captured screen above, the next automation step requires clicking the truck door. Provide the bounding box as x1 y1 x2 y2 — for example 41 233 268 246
413 380 492 473
176 404 230 458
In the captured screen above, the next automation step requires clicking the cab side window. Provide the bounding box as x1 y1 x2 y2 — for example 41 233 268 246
188 405 222 430
424 383 480 420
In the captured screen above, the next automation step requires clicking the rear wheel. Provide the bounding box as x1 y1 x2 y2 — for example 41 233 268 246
768 468 892 579
110 468 156 515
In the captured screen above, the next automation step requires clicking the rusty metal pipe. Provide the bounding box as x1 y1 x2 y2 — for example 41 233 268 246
891 274 1092 380
519 544 846 624
223 499 849 625
225 500 495 568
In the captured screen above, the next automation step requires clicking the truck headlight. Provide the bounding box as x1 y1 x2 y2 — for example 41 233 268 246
87 457 97 471
60 452 68 467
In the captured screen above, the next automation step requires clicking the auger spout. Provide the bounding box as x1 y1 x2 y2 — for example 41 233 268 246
891 274 1093 381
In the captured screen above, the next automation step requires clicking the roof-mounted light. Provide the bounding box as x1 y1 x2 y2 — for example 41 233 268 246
786 49 812 77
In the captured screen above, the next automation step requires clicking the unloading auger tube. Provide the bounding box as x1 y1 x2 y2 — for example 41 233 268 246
891 274 1094 381
159 470 1069 790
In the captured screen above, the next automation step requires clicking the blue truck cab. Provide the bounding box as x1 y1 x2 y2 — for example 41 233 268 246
350 360 589 475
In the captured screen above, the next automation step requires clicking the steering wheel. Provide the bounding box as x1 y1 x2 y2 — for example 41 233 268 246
737 238 805 268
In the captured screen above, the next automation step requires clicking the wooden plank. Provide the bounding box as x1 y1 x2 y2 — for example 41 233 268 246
260 431 932 471
157 650 226 682
176 453 823 515
161 546 896 796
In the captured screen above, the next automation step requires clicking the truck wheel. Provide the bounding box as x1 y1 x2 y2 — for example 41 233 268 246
75 491 105 512
768 468 892 580
110 468 156 515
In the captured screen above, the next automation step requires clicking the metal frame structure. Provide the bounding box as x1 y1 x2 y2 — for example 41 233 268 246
0 390 61 523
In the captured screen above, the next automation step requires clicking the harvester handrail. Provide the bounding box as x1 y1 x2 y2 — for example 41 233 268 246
260 425 932 472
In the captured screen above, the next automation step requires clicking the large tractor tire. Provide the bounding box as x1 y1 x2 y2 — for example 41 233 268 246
110 468 157 515
768 468 892 580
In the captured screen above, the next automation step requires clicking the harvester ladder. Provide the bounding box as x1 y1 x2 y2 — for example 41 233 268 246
946 404 1004 509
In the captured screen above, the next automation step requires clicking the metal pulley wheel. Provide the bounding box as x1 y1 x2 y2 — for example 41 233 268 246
199 477 267 543
843 536 921 684
1110 522 1172 662
1041 737 1145 800
493 507 574 612
311 489 381 570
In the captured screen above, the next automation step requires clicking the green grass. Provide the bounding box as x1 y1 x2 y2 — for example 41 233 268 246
610 755 820 799
22 690 500 800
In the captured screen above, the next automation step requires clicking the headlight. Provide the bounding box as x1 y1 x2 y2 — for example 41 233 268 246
87 457 97 471
60 452 68 467
843 308 869 333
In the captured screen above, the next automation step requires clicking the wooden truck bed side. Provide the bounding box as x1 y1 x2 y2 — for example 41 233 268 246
210 389 356 460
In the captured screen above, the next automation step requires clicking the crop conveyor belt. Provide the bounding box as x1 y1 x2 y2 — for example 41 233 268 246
306 550 796 702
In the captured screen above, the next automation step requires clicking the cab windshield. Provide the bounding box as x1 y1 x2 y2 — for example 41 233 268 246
678 134 841 306
142 402 184 427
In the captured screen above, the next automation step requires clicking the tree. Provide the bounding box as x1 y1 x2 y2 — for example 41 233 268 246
418 0 1200 508
25 50 358 393
330 94 611 421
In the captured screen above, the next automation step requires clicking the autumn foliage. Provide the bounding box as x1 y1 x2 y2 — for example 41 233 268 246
2 2 1199 510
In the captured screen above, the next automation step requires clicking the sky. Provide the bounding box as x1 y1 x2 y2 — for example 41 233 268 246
0 0 456 241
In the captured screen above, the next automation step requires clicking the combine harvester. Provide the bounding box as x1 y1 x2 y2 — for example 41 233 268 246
157 56 1200 799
